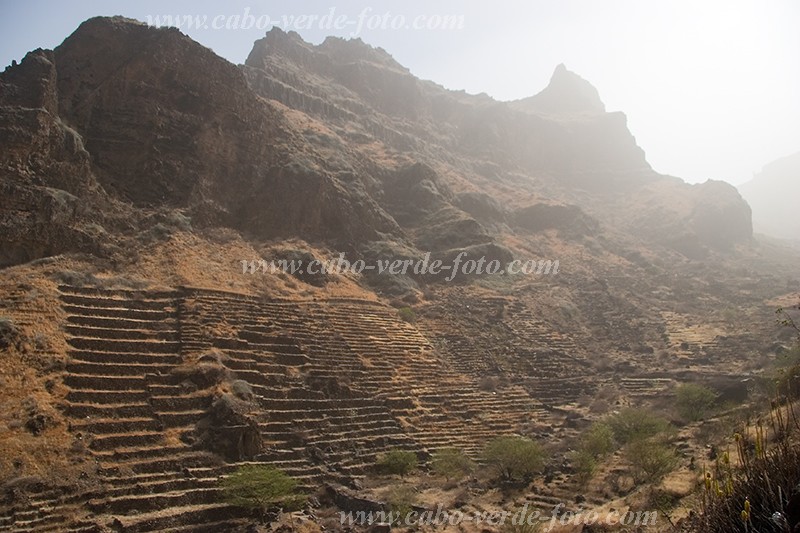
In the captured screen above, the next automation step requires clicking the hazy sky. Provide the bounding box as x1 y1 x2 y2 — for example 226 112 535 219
1 0 798 185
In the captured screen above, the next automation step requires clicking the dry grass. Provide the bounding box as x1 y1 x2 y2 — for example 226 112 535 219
0 267 90 486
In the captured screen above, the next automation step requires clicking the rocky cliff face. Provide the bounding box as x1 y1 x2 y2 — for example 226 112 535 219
242 29 752 253
0 17 753 272
0 48 105 267
1 17 409 265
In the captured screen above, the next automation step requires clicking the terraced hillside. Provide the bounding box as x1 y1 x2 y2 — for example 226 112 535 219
2 15 799 533
1 285 559 531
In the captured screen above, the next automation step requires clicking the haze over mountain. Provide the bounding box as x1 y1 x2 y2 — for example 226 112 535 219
738 151 800 242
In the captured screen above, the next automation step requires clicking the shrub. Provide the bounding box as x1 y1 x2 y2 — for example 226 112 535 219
221 465 304 519
625 439 678 483
607 408 671 445
165 211 192 231
377 449 418 477
0 318 18 349
386 485 417 525
431 447 474 481
397 306 416 324
776 361 800 400
675 383 718 421
570 422 615 485
483 436 544 482
52 270 99 287
478 375 501 392
32 332 50 351
231 380 254 401
570 448 597 485
581 422 616 457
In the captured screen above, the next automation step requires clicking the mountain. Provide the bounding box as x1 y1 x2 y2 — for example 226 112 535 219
738 151 800 242
0 16 796 532
511 63 606 115
0 19 753 273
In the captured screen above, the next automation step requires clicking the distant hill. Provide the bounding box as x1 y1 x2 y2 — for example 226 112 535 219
739 152 800 241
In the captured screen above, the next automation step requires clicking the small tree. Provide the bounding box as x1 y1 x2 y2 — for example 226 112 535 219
582 422 615 457
483 436 544 483
608 408 671 445
625 439 678 483
675 383 718 421
431 447 474 481
221 465 304 520
386 485 417 525
570 422 615 485
377 449 418 477
570 448 597 485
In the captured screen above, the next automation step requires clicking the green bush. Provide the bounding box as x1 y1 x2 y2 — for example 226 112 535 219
220 465 304 518
483 436 544 482
582 421 616 457
431 447 474 481
569 422 616 484
386 485 417 524
675 383 718 421
377 449 418 477
607 408 671 445
625 439 678 483
397 306 416 324
570 448 597 485
231 380 254 400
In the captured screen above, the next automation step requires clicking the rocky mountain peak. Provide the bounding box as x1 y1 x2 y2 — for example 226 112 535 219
245 26 316 68
514 63 606 115
318 35 406 71
246 28 407 77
